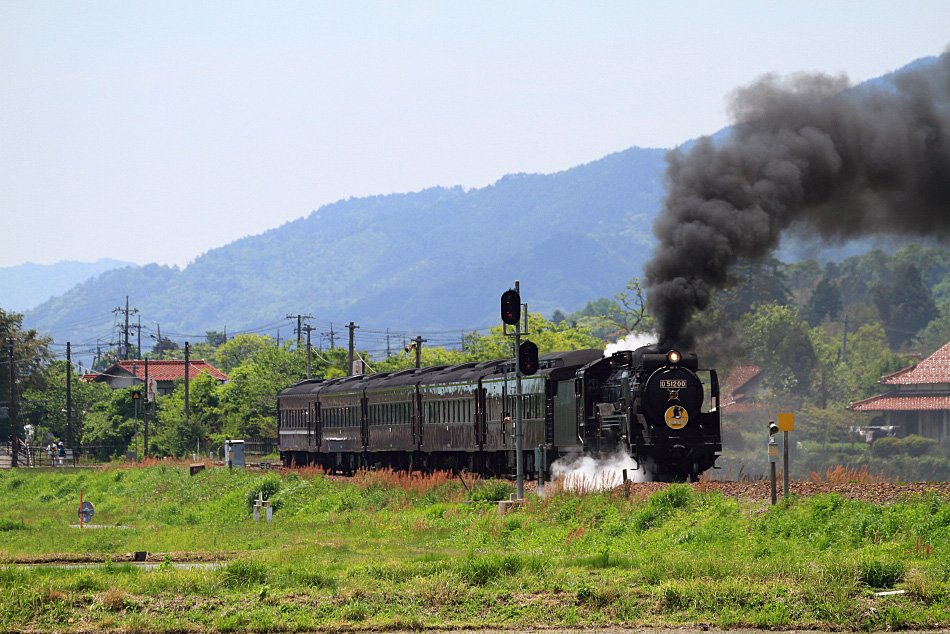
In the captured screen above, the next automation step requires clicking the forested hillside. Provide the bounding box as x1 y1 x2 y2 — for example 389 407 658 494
22 147 666 345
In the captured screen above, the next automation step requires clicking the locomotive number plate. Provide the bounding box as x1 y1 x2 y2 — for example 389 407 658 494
660 379 687 389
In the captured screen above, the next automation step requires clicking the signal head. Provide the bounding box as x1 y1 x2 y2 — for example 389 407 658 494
501 289 521 325
519 340 539 375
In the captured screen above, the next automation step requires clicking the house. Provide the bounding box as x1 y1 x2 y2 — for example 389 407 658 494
720 365 766 415
848 342 950 441
92 360 228 396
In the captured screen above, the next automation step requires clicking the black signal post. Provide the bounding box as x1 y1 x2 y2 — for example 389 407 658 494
501 282 527 499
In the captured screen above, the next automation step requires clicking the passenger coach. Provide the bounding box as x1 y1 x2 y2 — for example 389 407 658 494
278 349 604 475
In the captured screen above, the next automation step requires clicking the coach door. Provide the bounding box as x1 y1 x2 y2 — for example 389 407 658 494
413 387 423 449
475 383 487 449
360 393 369 451
310 399 323 449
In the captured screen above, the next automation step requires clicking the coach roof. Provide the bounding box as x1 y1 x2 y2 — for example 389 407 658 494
278 349 605 398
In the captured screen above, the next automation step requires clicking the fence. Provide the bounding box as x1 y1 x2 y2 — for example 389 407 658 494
242 438 277 456
11 438 278 467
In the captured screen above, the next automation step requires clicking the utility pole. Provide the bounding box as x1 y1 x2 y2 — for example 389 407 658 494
66 342 72 449
137 315 141 358
184 342 190 430
347 322 360 376
323 323 336 349
143 358 149 458
113 296 139 360
386 329 391 358
286 314 312 349
132 362 138 455
8 339 17 468
413 335 427 369
302 324 316 379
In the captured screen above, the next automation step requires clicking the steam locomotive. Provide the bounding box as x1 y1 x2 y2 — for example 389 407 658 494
277 345 721 481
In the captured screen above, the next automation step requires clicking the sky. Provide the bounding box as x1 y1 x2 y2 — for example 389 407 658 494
2 1 948 269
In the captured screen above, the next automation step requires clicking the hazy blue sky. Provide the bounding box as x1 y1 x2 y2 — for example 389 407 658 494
2 1 948 269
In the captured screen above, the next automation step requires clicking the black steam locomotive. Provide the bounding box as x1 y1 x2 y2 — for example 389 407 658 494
277 345 721 481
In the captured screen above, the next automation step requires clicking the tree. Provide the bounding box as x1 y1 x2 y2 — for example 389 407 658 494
714 259 791 322
915 300 950 357
802 277 843 327
0 308 54 441
214 334 277 373
21 360 111 445
154 373 220 457
872 263 938 347
205 330 227 347
151 336 179 357
738 303 816 395
80 387 141 460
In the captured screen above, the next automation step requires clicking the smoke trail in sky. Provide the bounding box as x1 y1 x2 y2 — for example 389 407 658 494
644 51 950 348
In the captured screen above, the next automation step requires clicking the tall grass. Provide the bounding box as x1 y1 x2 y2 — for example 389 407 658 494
3 465 950 631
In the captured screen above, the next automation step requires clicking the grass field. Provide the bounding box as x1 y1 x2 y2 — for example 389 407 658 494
2 462 950 632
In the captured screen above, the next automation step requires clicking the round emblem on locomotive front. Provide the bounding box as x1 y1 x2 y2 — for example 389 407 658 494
664 405 689 429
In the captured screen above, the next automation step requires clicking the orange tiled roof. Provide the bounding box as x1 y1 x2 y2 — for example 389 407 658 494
849 392 950 412
722 365 761 395
720 365 763 412
100 360 228 382
881 342 950 385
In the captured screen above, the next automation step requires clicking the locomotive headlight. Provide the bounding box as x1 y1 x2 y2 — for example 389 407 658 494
667 350 681 364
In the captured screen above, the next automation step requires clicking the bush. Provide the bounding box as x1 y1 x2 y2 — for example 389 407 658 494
872 436 900 458
900 434 936 457
245 474 283 513
468 479 515 502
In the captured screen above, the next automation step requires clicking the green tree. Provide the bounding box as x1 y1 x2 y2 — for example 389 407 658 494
80 387 142 460
738 303 816 395
463 312 604 361
802 277 843 327
915 300 950 357
205 330 227 347
871 263 938 347
845 323 906 399
21 360 111 445
214 334 277 373
798 405 853 450
0 308 54 441
151 336 179 357
154 373 220 457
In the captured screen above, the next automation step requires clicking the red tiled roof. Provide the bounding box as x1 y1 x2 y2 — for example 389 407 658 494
722 365 761 394
98 360 228 382
81 373 101 382
720 365 763 412
849 392 950 412
881 342 950 385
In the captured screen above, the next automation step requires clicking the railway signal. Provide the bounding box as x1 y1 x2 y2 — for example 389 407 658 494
519 340 539 375
500 289 521 325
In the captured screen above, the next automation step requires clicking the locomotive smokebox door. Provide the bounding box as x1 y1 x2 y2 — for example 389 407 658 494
643 366 704 426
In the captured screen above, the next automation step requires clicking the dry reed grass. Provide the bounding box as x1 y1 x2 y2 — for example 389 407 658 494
810 464 891 484
352 467 478 498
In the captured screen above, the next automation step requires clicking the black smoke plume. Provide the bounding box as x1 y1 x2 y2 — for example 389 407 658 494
644 51 950 349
